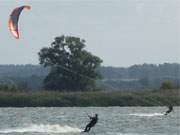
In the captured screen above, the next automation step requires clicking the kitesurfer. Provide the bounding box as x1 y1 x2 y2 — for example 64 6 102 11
83 114 98 132
164 105 173 115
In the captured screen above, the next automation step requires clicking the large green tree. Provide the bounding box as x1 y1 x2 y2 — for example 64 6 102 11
38 35 103 91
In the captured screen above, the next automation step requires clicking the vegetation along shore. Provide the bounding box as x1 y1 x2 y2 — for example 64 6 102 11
0 89 179 107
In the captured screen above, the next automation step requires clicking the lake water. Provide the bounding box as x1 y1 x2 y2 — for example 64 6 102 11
0 107 179 135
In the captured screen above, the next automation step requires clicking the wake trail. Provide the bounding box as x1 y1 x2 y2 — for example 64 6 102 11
0 124 82 134
128 113 164 117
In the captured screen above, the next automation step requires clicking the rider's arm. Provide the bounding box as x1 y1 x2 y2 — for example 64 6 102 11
88 115 93 119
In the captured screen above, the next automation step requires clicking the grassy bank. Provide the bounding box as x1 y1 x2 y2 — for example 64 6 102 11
0 89 179 107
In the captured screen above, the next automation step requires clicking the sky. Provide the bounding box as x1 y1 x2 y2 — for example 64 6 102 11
0 0 179 67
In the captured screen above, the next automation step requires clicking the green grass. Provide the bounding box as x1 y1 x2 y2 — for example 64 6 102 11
0 89 179 107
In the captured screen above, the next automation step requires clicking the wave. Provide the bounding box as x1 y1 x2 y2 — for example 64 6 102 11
107 132 150 135
0 124 82 134
129 113 164 117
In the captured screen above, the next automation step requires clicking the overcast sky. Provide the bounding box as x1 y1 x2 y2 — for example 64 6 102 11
0 0 179 67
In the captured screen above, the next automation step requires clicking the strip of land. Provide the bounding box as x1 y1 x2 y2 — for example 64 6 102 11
0 89 179 107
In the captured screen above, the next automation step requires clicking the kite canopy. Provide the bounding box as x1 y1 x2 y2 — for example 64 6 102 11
8 5 31 39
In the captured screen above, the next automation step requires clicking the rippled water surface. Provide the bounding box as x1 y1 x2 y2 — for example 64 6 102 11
0 107 179 135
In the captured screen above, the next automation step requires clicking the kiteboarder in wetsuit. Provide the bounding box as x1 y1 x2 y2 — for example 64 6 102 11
164 105 173 115
83 114 98 132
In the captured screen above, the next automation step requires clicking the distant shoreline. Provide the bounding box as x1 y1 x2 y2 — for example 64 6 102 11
0 89 179 107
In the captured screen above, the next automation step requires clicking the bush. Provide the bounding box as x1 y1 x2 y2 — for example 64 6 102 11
160 80 173 89
0 84 17 92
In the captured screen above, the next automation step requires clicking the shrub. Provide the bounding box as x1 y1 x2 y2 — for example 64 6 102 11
160 80 173 89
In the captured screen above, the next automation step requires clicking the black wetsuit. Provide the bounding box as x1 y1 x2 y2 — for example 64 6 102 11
165 106 173 115
84 115 98 132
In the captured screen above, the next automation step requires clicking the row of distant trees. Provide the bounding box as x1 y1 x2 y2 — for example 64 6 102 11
0 63 179 80
1 68 179 91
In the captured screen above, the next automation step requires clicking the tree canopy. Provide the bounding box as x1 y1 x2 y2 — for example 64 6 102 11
38 35 103 91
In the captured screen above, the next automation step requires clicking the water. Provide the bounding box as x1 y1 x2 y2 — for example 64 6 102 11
0 107 179 135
